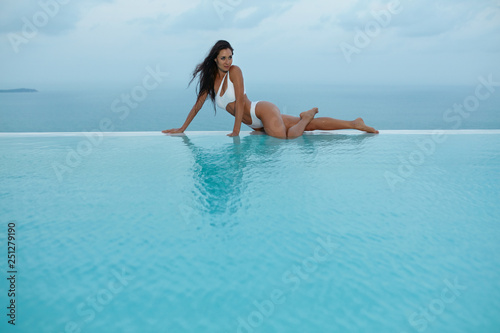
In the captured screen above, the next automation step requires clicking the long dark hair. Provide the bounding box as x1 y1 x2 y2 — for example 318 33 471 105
189 40 234 111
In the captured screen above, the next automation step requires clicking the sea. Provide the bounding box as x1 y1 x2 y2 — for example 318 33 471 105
1 83 499 132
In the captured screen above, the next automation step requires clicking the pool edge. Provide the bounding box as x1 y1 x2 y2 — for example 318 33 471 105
1 129 500 137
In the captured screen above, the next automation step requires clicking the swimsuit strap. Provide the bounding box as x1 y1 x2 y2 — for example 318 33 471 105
217 72 229 97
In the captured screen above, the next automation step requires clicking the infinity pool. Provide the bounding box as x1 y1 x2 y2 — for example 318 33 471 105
1 130 499 333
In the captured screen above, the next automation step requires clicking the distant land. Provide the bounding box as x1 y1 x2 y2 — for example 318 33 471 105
0 88 38 93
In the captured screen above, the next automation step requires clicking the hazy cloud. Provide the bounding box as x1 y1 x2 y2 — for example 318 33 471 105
338 1 479 33
163 0 299 32
0 0 112 35
0 0 499 87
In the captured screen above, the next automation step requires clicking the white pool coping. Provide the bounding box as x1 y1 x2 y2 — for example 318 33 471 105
1 129 500 137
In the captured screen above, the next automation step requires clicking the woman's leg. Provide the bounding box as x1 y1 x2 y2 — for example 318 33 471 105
256 102 287 139
256 102 318 139
287 108 319 139
282 115 379 134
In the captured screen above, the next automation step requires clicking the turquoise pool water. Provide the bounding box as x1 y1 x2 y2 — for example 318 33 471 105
1 131 499 332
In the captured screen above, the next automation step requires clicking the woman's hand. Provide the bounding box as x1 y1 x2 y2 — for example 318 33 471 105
227 131 239 137
162 128 184 134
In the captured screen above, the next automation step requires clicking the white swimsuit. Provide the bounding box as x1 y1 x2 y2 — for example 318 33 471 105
249 101 263 129
215 71 263 129
215 71 236 110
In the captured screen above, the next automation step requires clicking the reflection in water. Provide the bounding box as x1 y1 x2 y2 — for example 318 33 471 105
177 134 285 227
290 133 376 161
174 133 375 227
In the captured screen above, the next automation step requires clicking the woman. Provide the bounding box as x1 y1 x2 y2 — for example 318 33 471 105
162 40 378 139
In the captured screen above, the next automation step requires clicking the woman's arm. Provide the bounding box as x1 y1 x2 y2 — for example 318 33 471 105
227 66 245 137
162 91 208 134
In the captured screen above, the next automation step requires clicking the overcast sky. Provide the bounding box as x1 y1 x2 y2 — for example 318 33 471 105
0 0 499 89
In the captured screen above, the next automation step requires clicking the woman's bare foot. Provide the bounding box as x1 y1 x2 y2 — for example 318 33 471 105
300 108 319 121
353 118 379 134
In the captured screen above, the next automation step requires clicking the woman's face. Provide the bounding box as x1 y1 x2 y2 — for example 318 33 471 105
215 48 233 72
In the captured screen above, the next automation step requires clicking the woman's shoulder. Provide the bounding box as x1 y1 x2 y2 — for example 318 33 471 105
229 65 243 76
